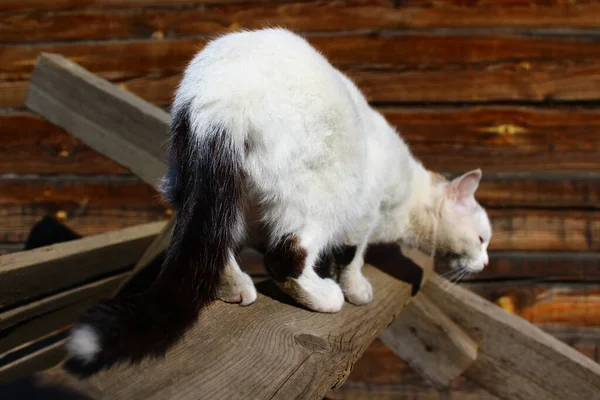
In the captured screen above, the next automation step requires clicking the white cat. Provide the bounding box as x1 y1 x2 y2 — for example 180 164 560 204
65 28 491 376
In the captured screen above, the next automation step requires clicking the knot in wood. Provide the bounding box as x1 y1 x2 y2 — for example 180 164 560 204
294 333 331 353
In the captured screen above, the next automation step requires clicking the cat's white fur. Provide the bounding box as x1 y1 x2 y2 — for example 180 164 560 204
174 28 492 312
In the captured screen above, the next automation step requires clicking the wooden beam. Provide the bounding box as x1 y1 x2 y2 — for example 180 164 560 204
0 221 166 308
7 265 415 399
0 274 128 355
0 341 66 386
25 53 169 190
379 292 478 389
424 273 600 400
4 1 600 43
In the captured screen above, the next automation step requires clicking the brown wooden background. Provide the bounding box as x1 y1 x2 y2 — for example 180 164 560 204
1 1 600 398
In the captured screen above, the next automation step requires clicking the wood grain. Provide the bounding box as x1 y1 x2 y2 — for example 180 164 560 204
379 293 478 389
0 175 597 212
6 63 600 107
3 34 600 80
425 274 600 400
0 113 131 175
19 265 414 399
0 204 168 243
327 385 497 400
25 54 169 189
2 194 598 250
487 209 600 252
0 0 283 13
473 252 600 281
5 106 600 174
3 0 600 36
464 282 600 329
0 221 165 308
0 179 162 208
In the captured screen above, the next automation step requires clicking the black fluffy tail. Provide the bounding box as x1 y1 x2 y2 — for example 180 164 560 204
64 103 244 377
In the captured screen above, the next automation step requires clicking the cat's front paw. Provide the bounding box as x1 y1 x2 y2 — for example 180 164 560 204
217 269 257 306
340 272 373 306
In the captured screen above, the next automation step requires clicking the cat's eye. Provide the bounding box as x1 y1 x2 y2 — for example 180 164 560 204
479 236 484 244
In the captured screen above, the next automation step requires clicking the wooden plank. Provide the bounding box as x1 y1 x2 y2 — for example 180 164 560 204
25 54 169 189
0 274 127 355
0 221 166 308
0 181 598 250
385 106 600 173
472 252 600 282
5 107 600 175
327 385 497 400
0 341 66 386
3 0 600 41
464 282 600 329
487 209 600 252
0 112 131 175
351 62 600 103
18 265 414 399
0 204 168 244
12 0 592 13
7 62 600 107
424 274 600 400
3 33 600 81
0 179 162 208
379 293 478 389
0 0 283 13
342 336 599 390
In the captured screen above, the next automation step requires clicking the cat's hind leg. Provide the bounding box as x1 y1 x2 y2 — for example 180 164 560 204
337 239 373 306
264 235 344 313
217 251 257 306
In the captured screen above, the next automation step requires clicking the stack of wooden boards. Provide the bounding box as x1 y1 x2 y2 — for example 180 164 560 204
1 1 600 398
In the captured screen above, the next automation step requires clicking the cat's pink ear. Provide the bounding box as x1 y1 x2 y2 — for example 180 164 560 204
448 169 482 202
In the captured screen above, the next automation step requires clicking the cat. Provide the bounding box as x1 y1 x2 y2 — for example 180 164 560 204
64 28 491 376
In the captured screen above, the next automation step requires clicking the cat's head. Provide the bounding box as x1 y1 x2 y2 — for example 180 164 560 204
432 169 492 273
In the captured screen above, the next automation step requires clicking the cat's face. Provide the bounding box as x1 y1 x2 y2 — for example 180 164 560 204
435 169 492 273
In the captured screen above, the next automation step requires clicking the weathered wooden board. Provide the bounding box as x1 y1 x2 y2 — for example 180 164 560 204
5 0 600 43
465 282 600 329
25 54 169 189
487 209 600 252
0 274 127 354
5 107 600 174
380 293 478 389
2 197 598 251
0 0 283 13
0 179 162 208
3 33 600 80
4 0 600 37
6 63 600 107
0 341 66 386
0 112 132 174
10 265 414 399
342 335 599 392
327 385 498 400
0 204 168 243
425 274 600 400
1 174 598 214
0 221 165 308
473 252 600 281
